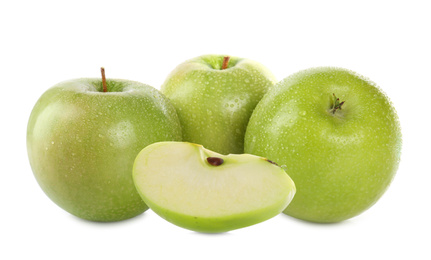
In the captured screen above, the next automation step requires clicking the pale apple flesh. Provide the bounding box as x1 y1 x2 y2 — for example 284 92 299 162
133 142 296 232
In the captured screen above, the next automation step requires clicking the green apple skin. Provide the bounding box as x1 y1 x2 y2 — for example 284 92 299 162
244 67 402 223
161 54 276 155
133 142 296 233
27 79 182 222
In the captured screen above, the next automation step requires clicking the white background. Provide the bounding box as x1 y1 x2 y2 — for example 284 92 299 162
1 1 430 259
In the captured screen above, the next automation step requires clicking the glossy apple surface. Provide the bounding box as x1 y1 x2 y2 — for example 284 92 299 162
161 54 276 155
133 142 296 232
27 78 182 221
245 67 402 223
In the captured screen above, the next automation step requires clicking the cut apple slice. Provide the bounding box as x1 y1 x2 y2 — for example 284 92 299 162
133 141 296 233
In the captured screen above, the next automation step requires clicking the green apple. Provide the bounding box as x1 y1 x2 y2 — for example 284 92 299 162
244 67 402 223
133 141 296 233
161 54 276 155
27 69 182 222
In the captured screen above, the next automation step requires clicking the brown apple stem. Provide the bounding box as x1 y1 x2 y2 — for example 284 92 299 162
207 157 224 166
221 56 230 70
101 67 107 92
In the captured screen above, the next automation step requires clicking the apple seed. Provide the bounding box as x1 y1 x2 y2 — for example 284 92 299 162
266 159 279 166
207 157 224 166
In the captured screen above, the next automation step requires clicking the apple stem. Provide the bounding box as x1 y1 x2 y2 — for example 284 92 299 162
331 93 345 114
207 157 224 166
101 67 108 92
221 56 230 70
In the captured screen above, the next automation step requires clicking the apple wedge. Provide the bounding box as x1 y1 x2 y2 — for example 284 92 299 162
133 142 296 233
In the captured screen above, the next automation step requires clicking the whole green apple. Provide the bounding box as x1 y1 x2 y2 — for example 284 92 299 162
161 54 276 155
27 69 182 222
133 141 296 233
244 67 402 223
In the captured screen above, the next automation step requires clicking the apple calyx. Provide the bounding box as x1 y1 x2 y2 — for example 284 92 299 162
101 67 108 92
221 56 230 70
331 93 345 114
207 157 224 166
